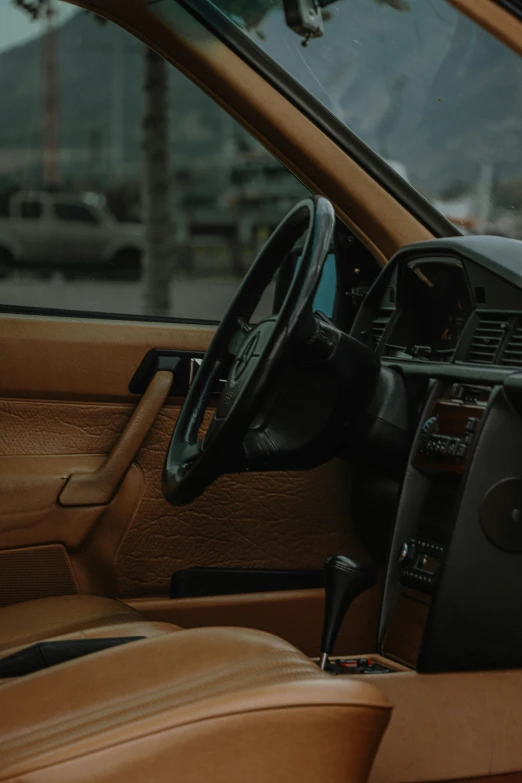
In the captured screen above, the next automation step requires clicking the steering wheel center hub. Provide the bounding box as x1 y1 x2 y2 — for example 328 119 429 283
233 332 259 380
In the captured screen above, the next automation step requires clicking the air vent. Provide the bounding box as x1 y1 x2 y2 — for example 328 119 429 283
371 313 391 349
501 321 522 368
467 314 508 364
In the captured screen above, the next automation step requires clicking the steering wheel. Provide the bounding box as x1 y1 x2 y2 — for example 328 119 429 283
162 196 336 506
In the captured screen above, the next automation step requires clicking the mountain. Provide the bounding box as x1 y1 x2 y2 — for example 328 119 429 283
1 1 522 210
244 0 522 202
0 10 243 182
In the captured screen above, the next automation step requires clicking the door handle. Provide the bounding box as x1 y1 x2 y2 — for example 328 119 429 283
59 364 179 507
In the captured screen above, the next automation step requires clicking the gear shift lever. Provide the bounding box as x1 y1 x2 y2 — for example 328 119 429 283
320 555 376 670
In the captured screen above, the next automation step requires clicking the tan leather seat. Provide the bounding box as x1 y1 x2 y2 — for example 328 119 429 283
0 626 391 783
0 594 179 659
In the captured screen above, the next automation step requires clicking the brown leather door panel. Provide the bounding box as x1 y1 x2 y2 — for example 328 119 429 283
0 458 143 604
0 313 213 402
128 585 383 659
0 313 377 651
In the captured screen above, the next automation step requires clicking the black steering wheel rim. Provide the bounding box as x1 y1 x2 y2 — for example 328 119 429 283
163 196 336 506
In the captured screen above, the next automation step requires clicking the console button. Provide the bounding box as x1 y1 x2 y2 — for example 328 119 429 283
466 417 479 434
426 436 437 452
456 442 467 458
450 384 464 401
446 439 459 456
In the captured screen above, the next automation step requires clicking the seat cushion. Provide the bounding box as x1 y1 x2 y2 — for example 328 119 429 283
0 595 180 659
0 626 391 783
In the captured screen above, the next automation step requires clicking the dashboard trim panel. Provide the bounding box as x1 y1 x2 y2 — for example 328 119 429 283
353 234 522 673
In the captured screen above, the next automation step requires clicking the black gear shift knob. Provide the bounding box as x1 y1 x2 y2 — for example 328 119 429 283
320 555 376 669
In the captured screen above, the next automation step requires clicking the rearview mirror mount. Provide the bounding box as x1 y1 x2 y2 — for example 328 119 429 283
283 0 342 46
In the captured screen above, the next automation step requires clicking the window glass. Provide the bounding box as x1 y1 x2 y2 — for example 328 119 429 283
0 3 309 321
53 203 98 223
20 201 42 220
313 253 336 318
211 0 522 240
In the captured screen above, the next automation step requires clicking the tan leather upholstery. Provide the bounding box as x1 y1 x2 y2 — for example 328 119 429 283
0 595 179 659
0 626 391 783
60 370 174 506
130 581 382 658
0 390 370 603
365 668 522 783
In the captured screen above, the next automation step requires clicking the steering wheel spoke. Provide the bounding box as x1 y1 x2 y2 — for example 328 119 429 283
227 317 253 358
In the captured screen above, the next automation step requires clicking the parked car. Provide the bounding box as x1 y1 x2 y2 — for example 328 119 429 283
0 190 143 277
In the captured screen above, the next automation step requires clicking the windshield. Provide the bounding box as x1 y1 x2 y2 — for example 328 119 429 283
211 0 522 240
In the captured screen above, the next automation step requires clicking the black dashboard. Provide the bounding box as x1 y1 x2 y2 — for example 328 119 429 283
349 235 522 675
353 235 522 374
385 258 472 361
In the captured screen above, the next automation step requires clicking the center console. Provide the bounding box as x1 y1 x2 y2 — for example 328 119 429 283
379 378 522 672
397 382 489 596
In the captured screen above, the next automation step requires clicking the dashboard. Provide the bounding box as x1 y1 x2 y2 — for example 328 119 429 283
353 235 522 372
386 258 472 361
349 235 522 675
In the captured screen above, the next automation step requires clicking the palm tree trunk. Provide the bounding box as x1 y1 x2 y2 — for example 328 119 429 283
142 47 171 316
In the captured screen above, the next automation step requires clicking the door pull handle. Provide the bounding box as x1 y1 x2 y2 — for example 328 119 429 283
59 362 179 507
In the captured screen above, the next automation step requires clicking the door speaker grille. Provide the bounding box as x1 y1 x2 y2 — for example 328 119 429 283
0 544 79 607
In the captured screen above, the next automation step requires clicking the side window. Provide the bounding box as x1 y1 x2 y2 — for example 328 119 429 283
54 203 98 224
0 7 310 322
20 201 42 220
313 254 337 318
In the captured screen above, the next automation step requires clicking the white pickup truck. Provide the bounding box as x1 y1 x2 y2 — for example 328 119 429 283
0 191 144 277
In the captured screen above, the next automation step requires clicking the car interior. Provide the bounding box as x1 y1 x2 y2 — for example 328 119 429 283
2 0 522 781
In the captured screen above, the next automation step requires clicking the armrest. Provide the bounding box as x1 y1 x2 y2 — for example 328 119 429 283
59 369 173 506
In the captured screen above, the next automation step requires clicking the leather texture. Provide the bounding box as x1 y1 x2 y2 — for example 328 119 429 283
0 544 79 607
60 370 173 506
0 595 178 659
426 776 522 783
129 582 383 658
0 455 136 549
0 454 144 598
0 396 367 599
365 669 522 783
118 429 366 597
0 312 379 652
0 315 213 402
0 627 391 783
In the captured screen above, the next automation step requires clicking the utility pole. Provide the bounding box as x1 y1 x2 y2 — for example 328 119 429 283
475 163 494 234
111 41 125 177
142 47 171 316
42 0 60 186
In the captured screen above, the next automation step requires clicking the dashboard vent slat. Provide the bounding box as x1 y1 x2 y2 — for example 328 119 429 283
371 312 391 350
467 314 508 364
501 324 522 368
